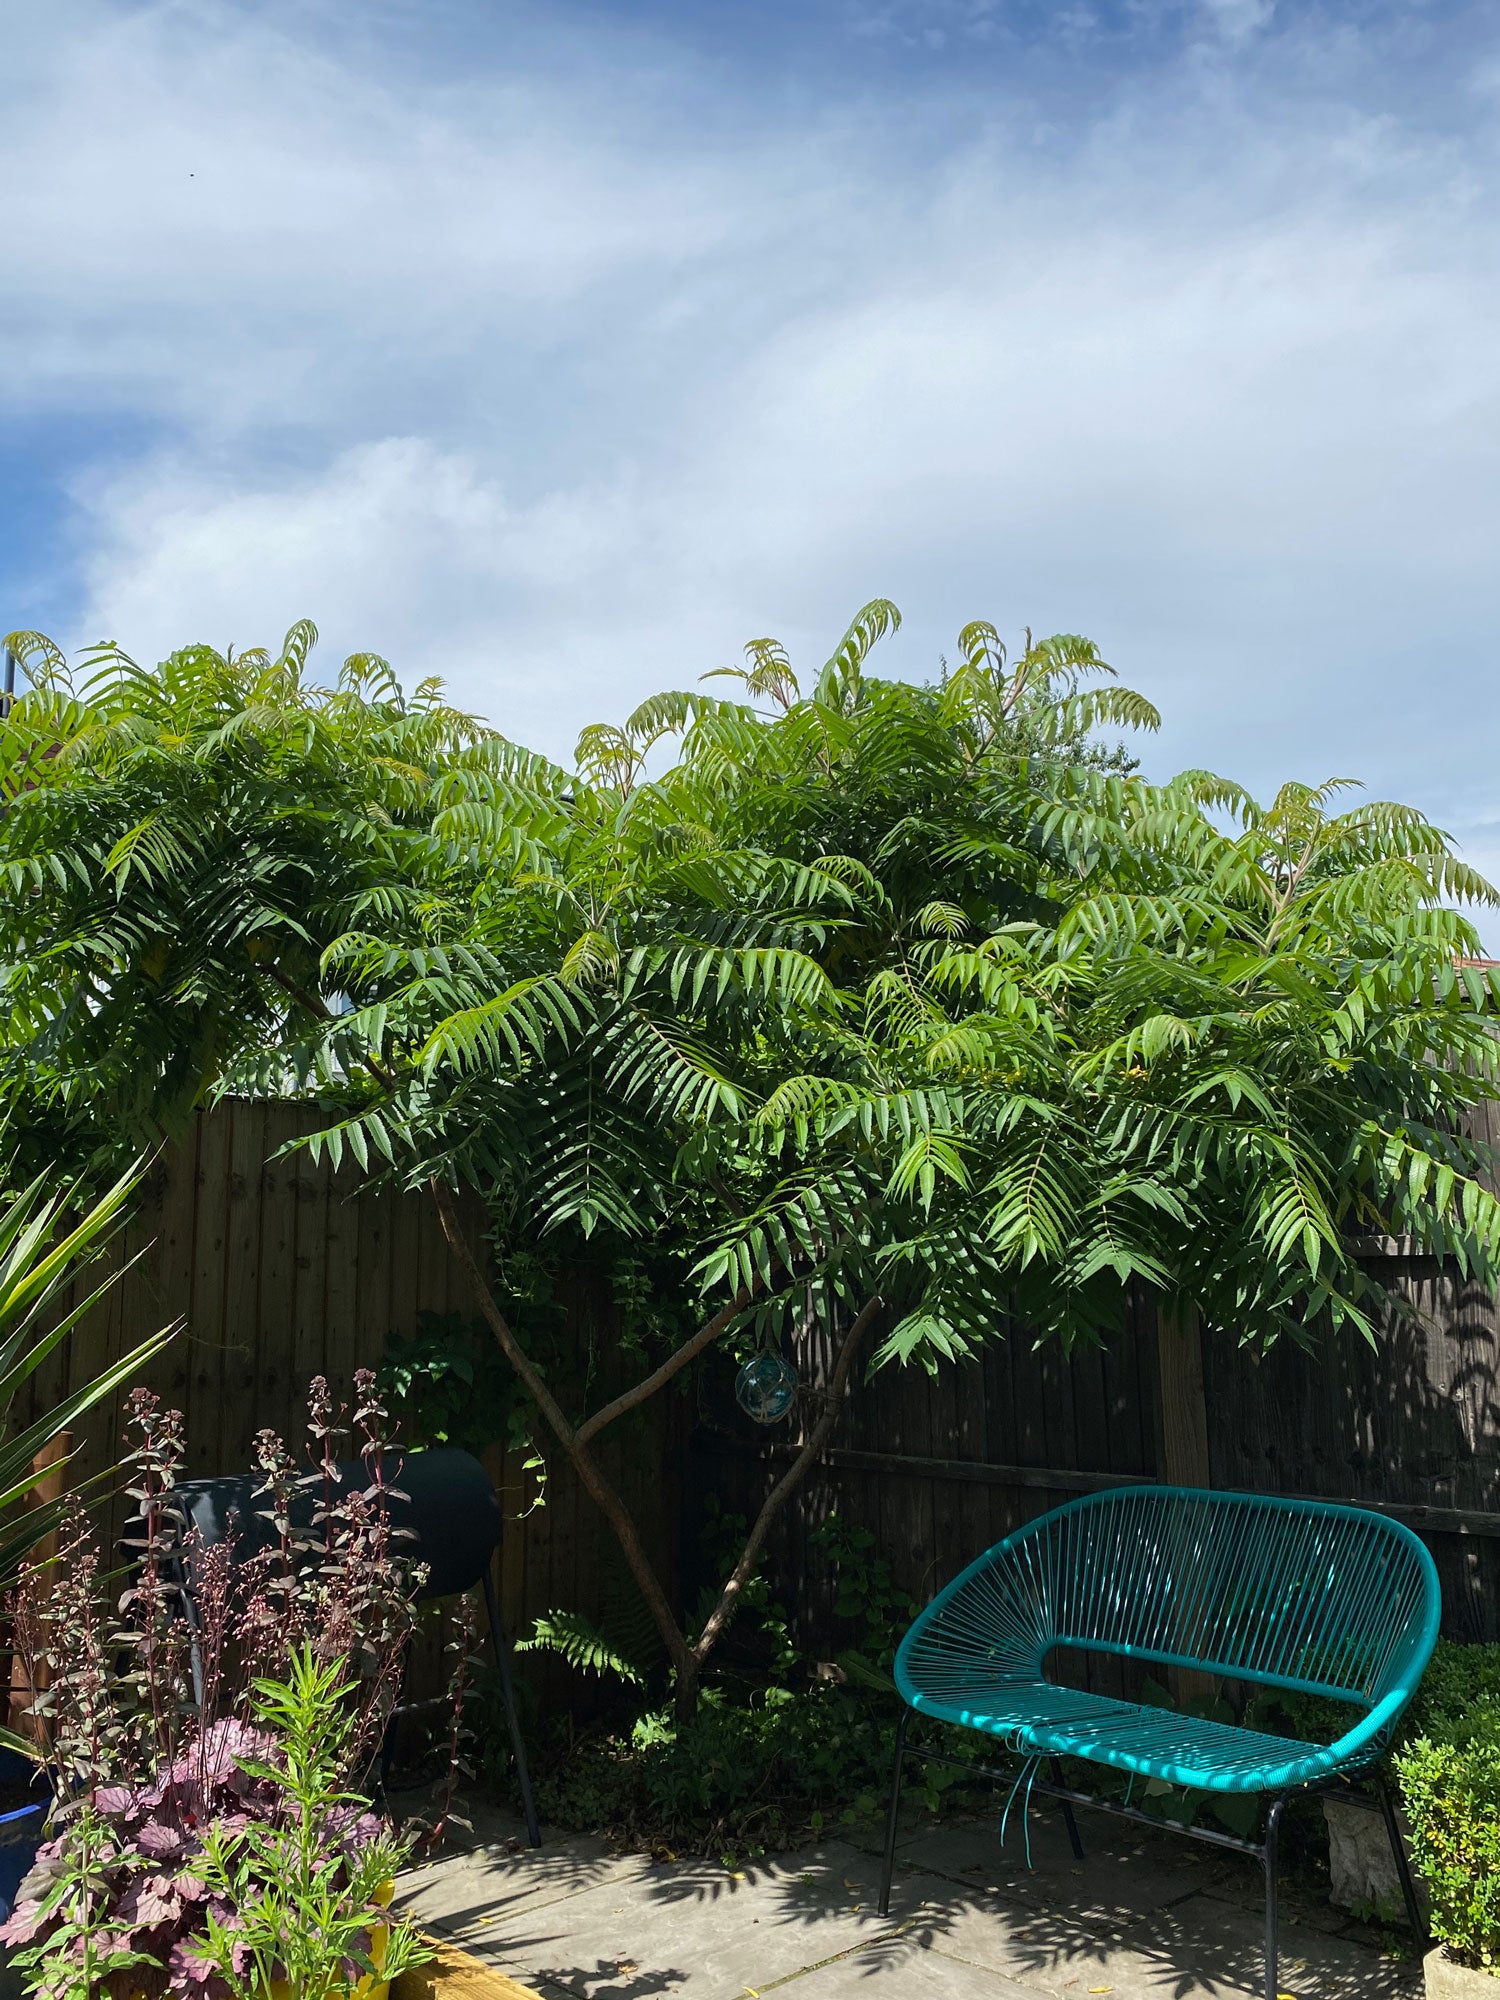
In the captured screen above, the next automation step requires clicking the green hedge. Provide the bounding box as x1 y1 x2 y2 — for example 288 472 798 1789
1397 1641 1500 1974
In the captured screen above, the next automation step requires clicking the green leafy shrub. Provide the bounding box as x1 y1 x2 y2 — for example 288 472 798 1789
493 1510 990 1859
1396 1737 1500 1972
1396 1641 1500 1973
1411 1640 1500 1744
521 1681 982 1861
378 1311 529 1459
814 1515 915 1690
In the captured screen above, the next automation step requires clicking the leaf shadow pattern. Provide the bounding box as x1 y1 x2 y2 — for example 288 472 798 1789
401 1809 1414 2000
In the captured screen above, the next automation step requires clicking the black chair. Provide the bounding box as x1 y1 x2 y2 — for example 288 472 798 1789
156 1445 540 1846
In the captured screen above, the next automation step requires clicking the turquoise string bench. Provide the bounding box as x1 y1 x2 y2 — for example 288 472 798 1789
879 1486 1439 2000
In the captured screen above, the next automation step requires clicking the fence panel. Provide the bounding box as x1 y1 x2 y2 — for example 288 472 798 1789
13 1102 676 1710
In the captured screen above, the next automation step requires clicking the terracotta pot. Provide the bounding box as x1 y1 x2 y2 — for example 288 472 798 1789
1425 1945 1500 1998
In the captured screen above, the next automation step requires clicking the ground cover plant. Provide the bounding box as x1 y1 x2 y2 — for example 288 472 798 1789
5 608 1500 1723
500 1509 987 1862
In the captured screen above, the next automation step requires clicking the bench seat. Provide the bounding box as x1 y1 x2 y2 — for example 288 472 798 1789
900 1675 1347 1792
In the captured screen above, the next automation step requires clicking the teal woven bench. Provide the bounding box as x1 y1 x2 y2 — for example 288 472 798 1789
879 1485 1439 2000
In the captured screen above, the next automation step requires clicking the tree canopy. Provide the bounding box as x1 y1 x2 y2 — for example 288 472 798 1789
5 605 1498 1361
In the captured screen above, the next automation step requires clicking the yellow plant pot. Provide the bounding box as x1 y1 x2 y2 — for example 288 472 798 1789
241 1879 397 2000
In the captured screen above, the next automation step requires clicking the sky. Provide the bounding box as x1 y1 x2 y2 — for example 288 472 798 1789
4 0 1500 931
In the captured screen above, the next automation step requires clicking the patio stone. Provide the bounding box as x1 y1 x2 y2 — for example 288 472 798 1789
762 1940 1041 1995
398 1809 1418 2000
886 1807 1230 1929
403 1841 903 1999
398 1804 657 1931
1111 1889 1421 2000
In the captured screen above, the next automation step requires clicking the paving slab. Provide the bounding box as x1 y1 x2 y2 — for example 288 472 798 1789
887 1807 1231 1930
401 1807 657 1931
765 1939 1043 1996
398 1808 1416 2000
1112 1890 1420 2000
872 1873 1420 2000
405 1842 902 2000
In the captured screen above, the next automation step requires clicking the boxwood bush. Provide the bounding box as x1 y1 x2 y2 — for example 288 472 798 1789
1397 1642 1500 1975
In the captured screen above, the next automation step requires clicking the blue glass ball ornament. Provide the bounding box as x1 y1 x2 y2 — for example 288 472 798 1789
735 1352 798 1425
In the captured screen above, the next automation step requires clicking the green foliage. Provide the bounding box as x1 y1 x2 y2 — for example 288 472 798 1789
190 1648 432 2000
1410 1639 1500 1745
1396 1641 1500 1972
1397 1737 1500 1972
504 1510 978 1857
6 607 1498 1385
813 1513 915 1690
1 1803 149 2000
1242 1681 1352 1750
516 1609 649 1687
0 1162 173 1605
377 1311 528 1458
523 1680 982 1863
687 1496 797 1678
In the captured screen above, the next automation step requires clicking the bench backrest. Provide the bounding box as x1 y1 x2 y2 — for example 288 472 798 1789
902 1485 1440 1714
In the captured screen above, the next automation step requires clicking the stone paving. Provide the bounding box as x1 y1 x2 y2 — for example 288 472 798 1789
398 1798 1422 2000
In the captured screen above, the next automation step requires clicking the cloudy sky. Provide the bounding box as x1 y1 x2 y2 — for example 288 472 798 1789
4 0 1499 921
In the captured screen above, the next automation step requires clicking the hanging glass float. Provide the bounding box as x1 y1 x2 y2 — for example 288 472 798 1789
734 1351 798 1425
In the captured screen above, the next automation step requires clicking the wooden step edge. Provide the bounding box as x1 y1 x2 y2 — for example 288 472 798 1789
393 1938 545 2000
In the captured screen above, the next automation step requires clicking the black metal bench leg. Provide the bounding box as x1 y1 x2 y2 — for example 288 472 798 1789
1263 1795 1287 2000
878 1709 909 1918
482 1566 541 1848
1050 1758 1085 1860
1377 1773 1424 1939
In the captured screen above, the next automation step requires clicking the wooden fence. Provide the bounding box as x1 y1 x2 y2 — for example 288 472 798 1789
17 1100 679 1702
698 1113 1500 1652
17 1097 1500 1703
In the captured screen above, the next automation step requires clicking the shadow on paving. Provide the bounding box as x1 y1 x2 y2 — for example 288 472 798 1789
398 1800 1420 2000
863 1866 1419 1999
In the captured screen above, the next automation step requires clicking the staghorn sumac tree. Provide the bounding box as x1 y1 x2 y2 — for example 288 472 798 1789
4 608 1500 1716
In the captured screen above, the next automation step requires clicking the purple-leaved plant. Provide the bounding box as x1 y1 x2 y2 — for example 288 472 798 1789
2 1373 458 2000
0 1715 387 2000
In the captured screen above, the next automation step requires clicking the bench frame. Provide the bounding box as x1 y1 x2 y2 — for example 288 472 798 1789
876 1487 1436 2000
877 1715 1422 2000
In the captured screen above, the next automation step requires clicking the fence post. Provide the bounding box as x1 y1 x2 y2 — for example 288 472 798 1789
1155 1301 1218 1706
1157 1298 1211 1489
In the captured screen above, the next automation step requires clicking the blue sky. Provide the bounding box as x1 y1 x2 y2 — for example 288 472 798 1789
5 0 1500 929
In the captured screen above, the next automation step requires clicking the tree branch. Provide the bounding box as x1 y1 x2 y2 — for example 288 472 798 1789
689 1291 884 1669
576 1290 750 1448
260 961 400 1094
427 1175 692 1676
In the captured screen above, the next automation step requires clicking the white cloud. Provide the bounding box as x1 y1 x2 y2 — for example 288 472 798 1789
1198 0 1275 46
11 0 1500 934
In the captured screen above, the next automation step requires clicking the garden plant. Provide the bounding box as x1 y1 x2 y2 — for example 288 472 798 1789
4 609 1500 1724
0 1374 457 2000
0 1162 173 1607
1396 1643 1500 1979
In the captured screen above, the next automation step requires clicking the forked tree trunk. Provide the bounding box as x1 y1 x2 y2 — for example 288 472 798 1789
427 1176 880 1719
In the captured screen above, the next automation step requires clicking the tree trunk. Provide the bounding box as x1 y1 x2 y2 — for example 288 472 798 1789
428 1173 879 1722
672 1654 701 1724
